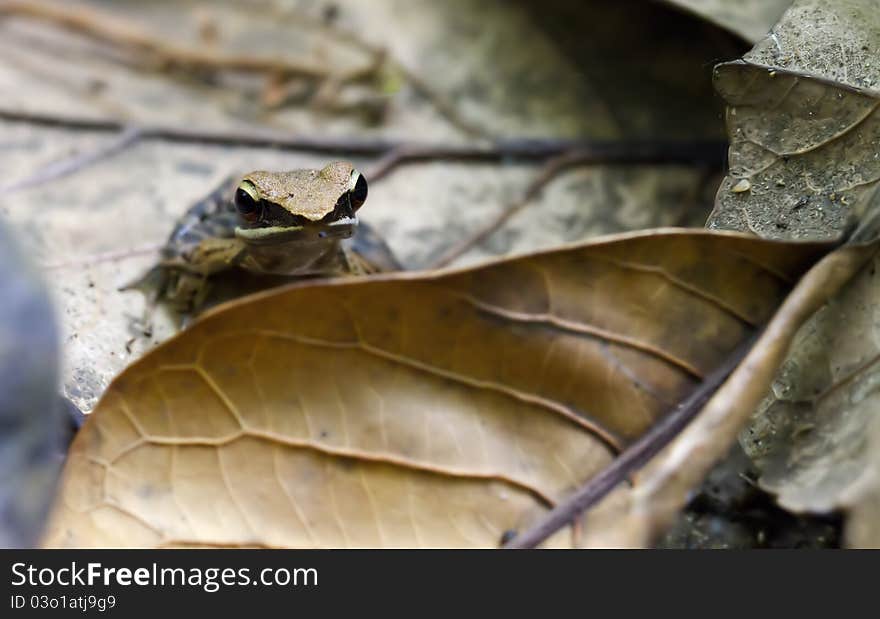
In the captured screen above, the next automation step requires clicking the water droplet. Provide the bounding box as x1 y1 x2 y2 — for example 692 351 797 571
732 179 752 193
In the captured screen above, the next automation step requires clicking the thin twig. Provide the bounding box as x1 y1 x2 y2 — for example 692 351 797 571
364 142 581 182
0 107 536 154
41 242 164 271
503 331 759 549
427 140 729 269
0 126 143 194
0 107 713 158
0 0 363 81
427 151 585 268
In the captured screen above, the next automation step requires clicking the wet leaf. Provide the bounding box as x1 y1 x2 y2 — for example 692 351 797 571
577 0 880 548
42 230 829 548
694 0 880 547
706 0 880 241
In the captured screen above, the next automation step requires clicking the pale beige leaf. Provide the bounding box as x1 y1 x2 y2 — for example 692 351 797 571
43 230 828 548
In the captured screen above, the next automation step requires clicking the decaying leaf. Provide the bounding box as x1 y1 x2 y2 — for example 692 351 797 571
846 410 880 548
573 0 880 547
43 229 829 548
707 0 880 241
743 250 880 514
694 0 880 547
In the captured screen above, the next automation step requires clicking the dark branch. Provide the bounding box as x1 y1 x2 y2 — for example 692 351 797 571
0 107 727 197
0 107 727 162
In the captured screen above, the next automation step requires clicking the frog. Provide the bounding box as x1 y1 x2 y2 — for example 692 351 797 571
127 161 399 317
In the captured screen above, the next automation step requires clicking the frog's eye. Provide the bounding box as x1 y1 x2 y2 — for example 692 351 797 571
234 181 262 223
348 170 368 211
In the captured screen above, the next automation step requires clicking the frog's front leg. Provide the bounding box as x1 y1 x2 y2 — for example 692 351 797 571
160 268 209 317
165 237 248 314
341 245 374 276
183 236 248 276
127 237 247 331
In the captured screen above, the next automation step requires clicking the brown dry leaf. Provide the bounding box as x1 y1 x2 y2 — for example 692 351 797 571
579 243 874 547
42 229 829 548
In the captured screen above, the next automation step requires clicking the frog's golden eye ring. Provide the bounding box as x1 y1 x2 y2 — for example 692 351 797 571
349 170 368 211
234 180 262 223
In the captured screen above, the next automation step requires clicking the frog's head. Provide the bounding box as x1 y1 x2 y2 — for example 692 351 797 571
232 161 367 245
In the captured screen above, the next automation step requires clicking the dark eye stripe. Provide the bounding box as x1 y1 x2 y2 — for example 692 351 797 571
350 174 368 210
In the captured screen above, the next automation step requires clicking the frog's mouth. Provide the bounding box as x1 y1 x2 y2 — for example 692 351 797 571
235 217 357 245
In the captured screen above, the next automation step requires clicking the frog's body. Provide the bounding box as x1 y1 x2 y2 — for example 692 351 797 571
131 162 398 315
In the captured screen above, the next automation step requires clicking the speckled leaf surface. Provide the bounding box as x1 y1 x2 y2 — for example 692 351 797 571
693 0 880 547
42 230 828 548
706 0 880 241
